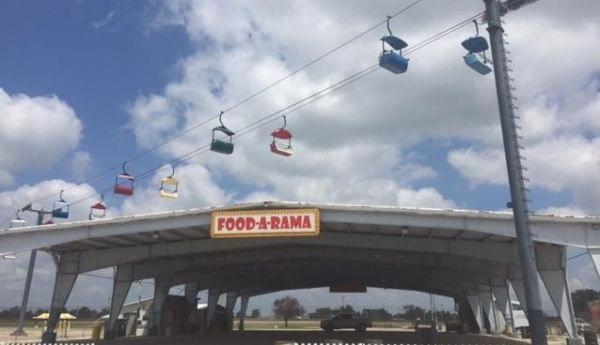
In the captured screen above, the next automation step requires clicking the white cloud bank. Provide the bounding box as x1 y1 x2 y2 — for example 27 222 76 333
0 88 82 188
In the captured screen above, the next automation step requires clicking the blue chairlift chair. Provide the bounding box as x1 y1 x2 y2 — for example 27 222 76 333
52 190 70 219
379 16 409 74
462 20 492 75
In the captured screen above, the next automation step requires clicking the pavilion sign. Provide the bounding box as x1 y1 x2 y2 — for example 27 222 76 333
210 208 320 239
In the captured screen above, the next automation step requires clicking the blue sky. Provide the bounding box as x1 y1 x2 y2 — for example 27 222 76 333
0 0 599 313
0 0 577 212
0 1 191 186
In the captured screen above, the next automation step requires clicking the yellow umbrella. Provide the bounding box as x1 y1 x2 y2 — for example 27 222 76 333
33 312 77 320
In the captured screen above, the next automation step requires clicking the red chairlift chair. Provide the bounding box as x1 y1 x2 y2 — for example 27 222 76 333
270 116 293 157
114 161 135 196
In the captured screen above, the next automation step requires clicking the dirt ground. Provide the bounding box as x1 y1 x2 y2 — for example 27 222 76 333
0 320 572 345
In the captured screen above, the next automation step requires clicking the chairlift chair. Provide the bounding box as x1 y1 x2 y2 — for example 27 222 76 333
89 194 107 220
9 210 26 229
462 20 492 75
51 190 70 219
379 16 409 74
114 162 135 196
464 53 492 75
159 165 179 199
211 111 235 154
270 116 293 157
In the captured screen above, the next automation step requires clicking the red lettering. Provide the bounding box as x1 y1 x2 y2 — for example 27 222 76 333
271 216 280 229
235 217 245 230
225 218 235 231
258 217 267 230
302 215 312 228
246 217 255 230
290 216 302 229
280 216 289 229
217 218 226 231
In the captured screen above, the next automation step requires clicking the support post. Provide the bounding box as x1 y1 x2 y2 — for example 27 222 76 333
510 279 529 312
12 211 46 337
206 289 221 330
225 292 238 331
41 254 79 343
105 264 133 340
589 248 600 280
483 1 547 344
148 278 169 336
492 283 513 333
185 282 199 333
537 246 578 340
478 287 498 333
467 294 484 333
239 295 249 331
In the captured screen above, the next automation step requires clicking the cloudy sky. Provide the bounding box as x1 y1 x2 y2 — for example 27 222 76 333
0 0 599 314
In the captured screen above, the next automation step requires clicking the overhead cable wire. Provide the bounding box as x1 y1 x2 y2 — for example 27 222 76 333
68 65 380 208
3 9 480 222
19 1 425 210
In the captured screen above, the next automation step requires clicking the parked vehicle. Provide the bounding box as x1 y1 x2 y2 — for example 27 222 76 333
320 314 372 332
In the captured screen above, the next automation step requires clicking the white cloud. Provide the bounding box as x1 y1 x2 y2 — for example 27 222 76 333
91 11 116 30
0 179 100 226
70 151 93 180
0 88 82 188
0 180 106 308
536 206 586 217
120 164 231 215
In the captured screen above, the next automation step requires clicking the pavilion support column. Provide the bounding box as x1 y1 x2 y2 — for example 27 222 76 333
185 282 199 333
467 294 484 334
42 253 80 343
510 279 528 312
148 278 170 336
537 245 578 341
225 292 238 331
105 264 133 340
589 249 600 277
492 282 513 333
205 288 221 330
238 295 250 331
478 286 498 334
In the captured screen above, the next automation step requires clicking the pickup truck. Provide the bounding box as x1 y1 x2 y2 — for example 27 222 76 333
320 314 372 332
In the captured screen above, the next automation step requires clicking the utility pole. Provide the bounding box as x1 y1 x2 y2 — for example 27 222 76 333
10 204 52 337
483 1 547 345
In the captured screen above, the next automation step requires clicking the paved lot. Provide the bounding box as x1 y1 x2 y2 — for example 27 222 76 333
97 331 528 345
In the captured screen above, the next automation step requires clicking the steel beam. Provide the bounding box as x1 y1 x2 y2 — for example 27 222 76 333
467 294 484 333
589 248 600 279
206 288 221 329
105 264 133 340
74 233 519 273
537 246 577 338
225 292 238 331
148 278 169 336
238 295 249 331
510 279 528 312
478 286 497 333
41 254 79 343
184 282 199 333
492 283 512 333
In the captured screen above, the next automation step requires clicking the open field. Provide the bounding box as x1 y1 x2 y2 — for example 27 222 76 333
0 320 572 345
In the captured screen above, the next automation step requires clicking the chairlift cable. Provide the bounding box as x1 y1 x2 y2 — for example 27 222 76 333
13 1 425 210
66 65 378 208
221 0 423 114
9 11 481 216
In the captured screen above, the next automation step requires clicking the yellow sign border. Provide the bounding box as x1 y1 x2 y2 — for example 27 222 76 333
210 208 320 239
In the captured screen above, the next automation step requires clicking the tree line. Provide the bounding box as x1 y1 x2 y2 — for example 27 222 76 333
0 306 109 320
